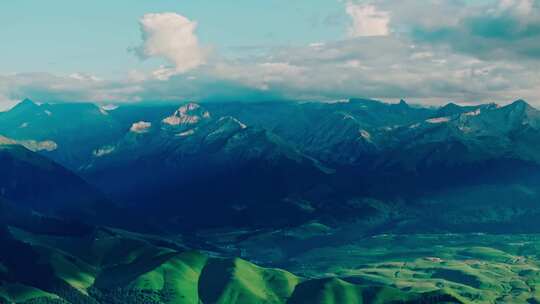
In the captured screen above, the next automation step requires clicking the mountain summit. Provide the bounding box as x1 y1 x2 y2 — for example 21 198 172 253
162 103 211 128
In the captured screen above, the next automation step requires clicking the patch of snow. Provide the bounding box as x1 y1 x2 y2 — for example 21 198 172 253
130 121 152 133
206 117 247 141
327 99 349 103
163 114 200 125
463 109 481 116
101 104 118 111
0 136 56 151
458 126 471 133
0 136 16 145
219 116 247 129
93 146 115 157
19 122 29 128
359 129 371 141
178 103 200 114
342 113 355 120
44 110 52 116
409 123 420 129
162 103 211 126
20 140 58 152
177 129 195 137
426 117 450 124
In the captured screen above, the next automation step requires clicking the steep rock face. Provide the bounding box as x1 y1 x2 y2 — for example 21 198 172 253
162 103 212 128
6 98 540 233
0 100 124 170
372 100 540 173
204 99 435 166
0 140 117 225
82 104 330 230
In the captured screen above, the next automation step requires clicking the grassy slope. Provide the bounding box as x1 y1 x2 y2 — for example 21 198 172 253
0 284 60 303
274 234 540 304
199 258 300 304
0 228 467 304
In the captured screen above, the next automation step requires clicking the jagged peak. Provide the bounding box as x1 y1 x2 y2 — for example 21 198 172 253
163 102 211 126
130 121 152 134
11 98 40 111
503 99 536 113
177 102 202 114
440 102 460 109
510 99 532 108
398 99 409 107
20 98 36 105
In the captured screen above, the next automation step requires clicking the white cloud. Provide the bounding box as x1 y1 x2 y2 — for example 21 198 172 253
69 73 102 82
127 70 148 83
211 61 307 92
136 13 205 79
309 42 325 48
499 0 534 16
0 95 19 112
345 3 390 37
3 2 540 107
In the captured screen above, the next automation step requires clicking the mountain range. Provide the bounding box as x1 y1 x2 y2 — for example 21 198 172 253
2 98 540 233
3 97 540 303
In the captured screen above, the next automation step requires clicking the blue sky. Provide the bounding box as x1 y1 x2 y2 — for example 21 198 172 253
1 0 539 109
0 0 345 77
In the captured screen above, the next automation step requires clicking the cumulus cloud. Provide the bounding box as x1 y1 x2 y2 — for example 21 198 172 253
0 72 146 109
3 2 540 108
135 13 206 80
499 0 535 16
69 73 102 82
345 3 390 37
411 0 540 60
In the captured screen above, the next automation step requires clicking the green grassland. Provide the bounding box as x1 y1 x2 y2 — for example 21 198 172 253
256 233 540 304
5 224 540 303
0 226 469 304
194 224 540 304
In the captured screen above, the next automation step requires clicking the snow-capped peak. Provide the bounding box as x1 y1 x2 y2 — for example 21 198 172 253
204 116 248 144
130 121 152 134
178 103 201 114
463 109 481 117
162 103 211 126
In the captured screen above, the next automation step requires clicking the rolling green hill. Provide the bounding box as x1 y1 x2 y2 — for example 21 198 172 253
0 226 466 304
